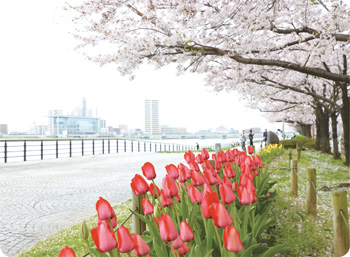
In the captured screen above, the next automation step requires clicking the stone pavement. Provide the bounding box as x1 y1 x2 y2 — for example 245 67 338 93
0 152 186 256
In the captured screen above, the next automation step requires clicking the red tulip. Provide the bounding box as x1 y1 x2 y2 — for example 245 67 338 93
160 189 173 207
224 225 243 252
157 213 179 242
246 179 256 192
201 191 220 219
59 246 76 257
196 153 204 164
247 145 254 155
180 220 194 242
133 233 151 256
117 225 134 253
142 162 156 180
169 236 184 249
131 174 149 196
219 183 236 204
162 175 179 198
216 175 224 185
232 182 238 192
239 173 248 187
223 175 232 187
223 162 236 178
141 198 154 215
209 202 233 228
191 170 205 186
215 160 222 170
217 151 227 162
184 150 195 164
226 150 235 162
149 182 161 198
202 182 214 195
201 148 210 160
178 167 188 182
165 164 179 179
188 184 203 204
237 186 253 205
203 170 218 185
176 243 190 256
96 197 115 221
189 160 200 172
178 163 192 179
91 220 118 253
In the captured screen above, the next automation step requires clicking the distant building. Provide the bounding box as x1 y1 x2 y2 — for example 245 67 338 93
119 124 128 134
244 127 262 133
216 125 229 133
161 125 187 134
30 123 48 135
145 99 160 134
47 99 102 137
0 124 8 135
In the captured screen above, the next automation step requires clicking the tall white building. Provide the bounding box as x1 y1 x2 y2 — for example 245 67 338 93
145 99 160 134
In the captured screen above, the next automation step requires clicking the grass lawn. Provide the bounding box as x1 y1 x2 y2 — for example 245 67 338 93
267 149 350 256
15 148 349 257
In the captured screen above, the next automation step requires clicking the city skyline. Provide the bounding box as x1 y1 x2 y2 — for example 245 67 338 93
1 1 288 135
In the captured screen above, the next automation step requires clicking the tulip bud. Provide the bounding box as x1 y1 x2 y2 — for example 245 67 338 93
79 220 89 240
154 204 162 218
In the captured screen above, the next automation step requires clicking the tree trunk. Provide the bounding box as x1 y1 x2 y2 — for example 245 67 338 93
294 124 312 138
340 83 350 166
316 105 331 154
315 119 321 151
331 112 341 160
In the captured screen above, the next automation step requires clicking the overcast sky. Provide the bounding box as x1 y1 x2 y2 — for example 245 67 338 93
5 1 347 133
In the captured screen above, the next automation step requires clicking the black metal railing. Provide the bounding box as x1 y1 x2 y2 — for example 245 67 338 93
0 138 208 163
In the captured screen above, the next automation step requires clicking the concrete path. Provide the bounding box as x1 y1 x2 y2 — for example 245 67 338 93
0 152 186 256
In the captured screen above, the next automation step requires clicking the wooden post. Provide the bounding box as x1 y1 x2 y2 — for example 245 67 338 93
297 143 301 162
289 150 292 168
132 191 146 235
307 168 316 217
332 191 349 257
291 160 298 197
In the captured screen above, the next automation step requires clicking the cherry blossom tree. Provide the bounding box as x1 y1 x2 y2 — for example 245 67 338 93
70 0 350 165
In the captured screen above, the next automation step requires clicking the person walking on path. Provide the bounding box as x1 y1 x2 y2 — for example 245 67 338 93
248 129 254 146
240 130 246 150
263 129 268 146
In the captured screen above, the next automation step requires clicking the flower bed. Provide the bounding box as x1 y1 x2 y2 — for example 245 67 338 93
59 146 288 257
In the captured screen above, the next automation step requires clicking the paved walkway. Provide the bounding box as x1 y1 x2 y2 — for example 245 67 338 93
0 152 186 256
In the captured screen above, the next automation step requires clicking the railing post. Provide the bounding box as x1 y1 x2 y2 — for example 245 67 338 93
291 160 298 197
56 140 58 158
108 139 110 154
138 141 140 152
332 191 349 257
24 140 27 161
144 142 146 152
160 144 162 152
4 141 7 163
289 150 292 168
307 168 316 217
92 139 95 155
82 140 84 156
41 140 43 160
297 143 301 162
124 140 126 152
117 139 119 153
102 140 105 154
173 144 174 151
155 143 157 152
150 142 152 152
132 190 146 235
131 141 133 152
69 140 72 157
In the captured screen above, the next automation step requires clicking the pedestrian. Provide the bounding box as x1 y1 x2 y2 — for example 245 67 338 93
196 142 199 150
248 129 254 146
240 130 246 150
263 129 268 145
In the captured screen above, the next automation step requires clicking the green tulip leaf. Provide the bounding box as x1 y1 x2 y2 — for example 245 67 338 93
260 244 291 257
